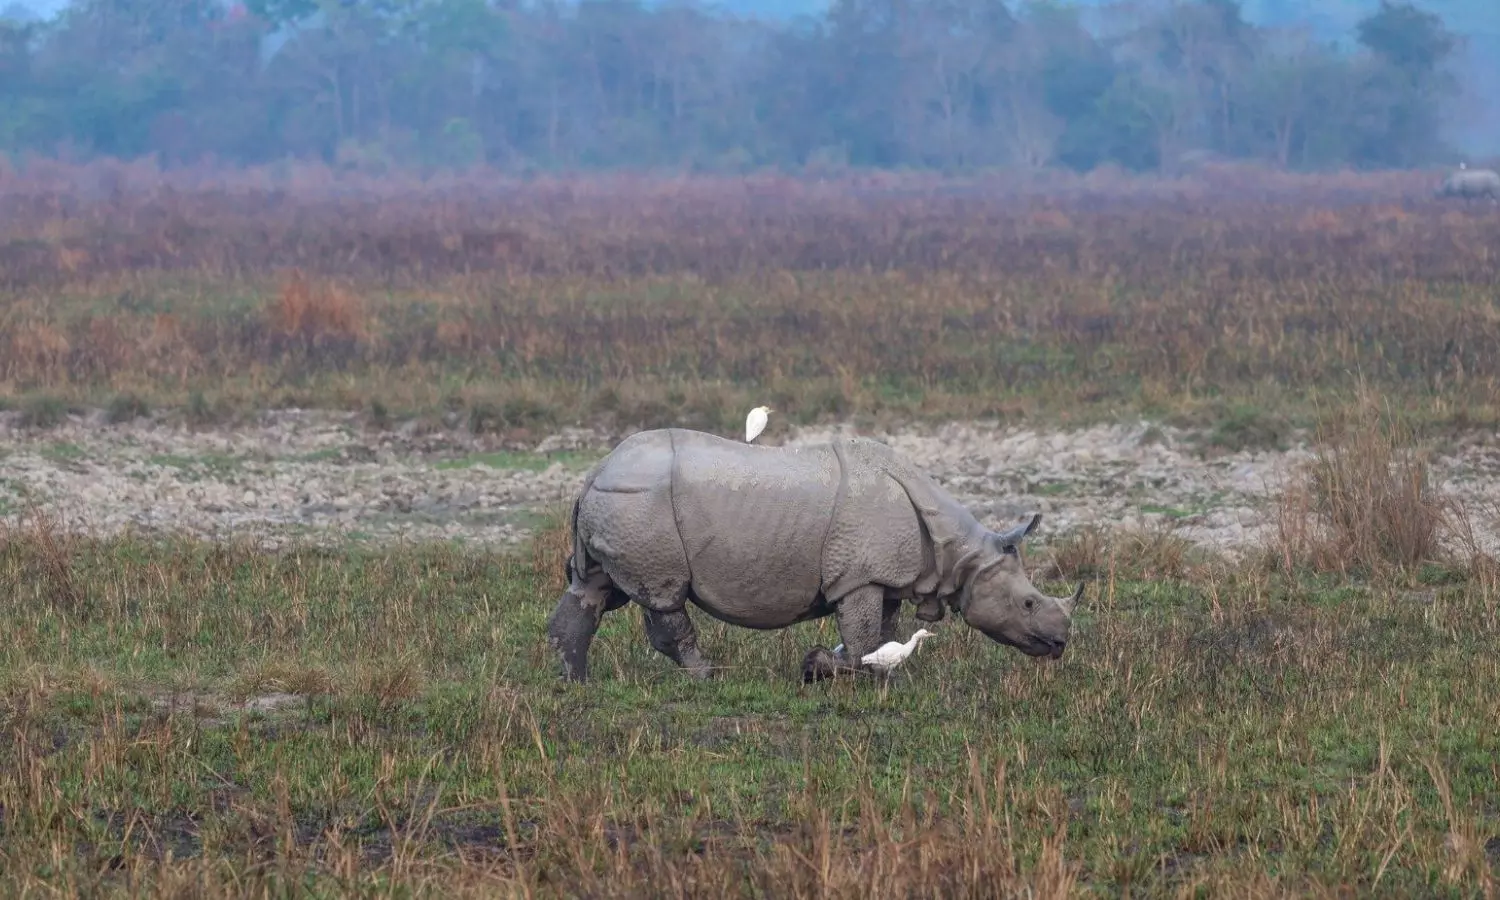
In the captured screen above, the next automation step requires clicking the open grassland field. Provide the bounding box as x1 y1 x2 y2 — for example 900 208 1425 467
1 165 1500 896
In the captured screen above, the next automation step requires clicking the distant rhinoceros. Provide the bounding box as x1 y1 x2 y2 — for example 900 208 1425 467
1436 168 1500 202
545 428 1083 683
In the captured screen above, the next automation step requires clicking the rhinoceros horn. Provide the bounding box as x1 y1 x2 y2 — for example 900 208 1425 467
1058 581 1085 616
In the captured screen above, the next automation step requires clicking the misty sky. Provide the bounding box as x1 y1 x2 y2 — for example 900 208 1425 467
13 0 62 14
8 0 1493 22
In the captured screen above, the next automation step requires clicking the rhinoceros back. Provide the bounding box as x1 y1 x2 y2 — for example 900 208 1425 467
576 428 929 629
669 430 839 627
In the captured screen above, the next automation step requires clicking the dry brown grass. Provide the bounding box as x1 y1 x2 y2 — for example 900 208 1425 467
1270 395 1459 578
1 501 86 615
0 167 1496 431
266 270 369 346
1039 520 1202 584
529 502 577 599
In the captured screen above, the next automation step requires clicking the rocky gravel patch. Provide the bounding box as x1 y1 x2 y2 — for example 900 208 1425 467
4 409 1499 558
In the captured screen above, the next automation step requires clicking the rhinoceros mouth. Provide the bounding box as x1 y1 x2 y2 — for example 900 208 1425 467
1007 636 1066 659
1027 636 1067 660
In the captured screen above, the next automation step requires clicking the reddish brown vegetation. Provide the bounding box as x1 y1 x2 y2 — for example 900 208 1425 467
267 272 367 343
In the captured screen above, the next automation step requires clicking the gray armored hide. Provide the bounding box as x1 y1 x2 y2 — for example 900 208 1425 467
545 428 1082 684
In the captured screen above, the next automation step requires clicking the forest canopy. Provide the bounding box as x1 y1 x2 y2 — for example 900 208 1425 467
0 0 1483 174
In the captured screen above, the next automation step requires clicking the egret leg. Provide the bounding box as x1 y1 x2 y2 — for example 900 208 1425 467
642 608 714 679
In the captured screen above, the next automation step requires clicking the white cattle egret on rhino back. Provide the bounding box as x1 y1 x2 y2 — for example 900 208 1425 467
745 406 772 443
860 629 937 673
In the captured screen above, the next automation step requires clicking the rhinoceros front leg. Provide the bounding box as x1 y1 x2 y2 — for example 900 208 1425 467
642 608 714 679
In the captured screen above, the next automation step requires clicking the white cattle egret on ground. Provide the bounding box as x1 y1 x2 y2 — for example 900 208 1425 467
745 405 772 442
859 629 937 673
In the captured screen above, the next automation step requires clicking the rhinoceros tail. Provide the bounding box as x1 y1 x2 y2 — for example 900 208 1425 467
565 466 601 586
566 494 586 585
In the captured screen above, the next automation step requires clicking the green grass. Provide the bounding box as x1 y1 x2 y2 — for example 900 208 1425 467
1137 503 1196 519
40 441 87 463
0 527 1495 896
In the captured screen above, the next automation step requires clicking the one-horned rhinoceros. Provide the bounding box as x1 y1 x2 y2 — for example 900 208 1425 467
545 428 1084 683
1436 168 1500 202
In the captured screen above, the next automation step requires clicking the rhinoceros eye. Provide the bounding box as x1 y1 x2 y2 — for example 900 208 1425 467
1024 597 1035 610
1003 543 1019 555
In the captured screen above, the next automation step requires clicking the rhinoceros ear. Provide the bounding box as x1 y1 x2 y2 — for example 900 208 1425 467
992 513 1042 550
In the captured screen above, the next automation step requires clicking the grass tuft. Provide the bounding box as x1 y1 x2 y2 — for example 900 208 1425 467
16 395 70 429
1039 520 1202 583
267 270 369 347
1203 402 1290 453
105 391 150 424
1272 394 1456 578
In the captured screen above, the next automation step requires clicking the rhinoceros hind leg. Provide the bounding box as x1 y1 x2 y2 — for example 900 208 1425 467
642 608 714 679
801 646 843 683
546 571 616 683
804 585 885 681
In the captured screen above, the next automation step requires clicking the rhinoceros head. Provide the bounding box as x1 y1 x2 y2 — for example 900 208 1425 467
956 513 1082 660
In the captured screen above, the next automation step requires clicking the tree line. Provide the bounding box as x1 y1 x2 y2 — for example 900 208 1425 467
0 0 1474 174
